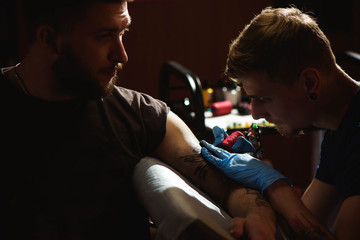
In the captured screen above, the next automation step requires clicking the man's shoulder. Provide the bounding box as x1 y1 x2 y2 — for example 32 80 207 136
110 86 151 101
109 86 168 110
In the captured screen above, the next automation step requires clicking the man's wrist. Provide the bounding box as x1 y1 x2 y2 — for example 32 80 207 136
227 186 276 219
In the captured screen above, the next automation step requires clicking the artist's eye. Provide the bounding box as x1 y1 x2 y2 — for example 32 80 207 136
97 33 112 40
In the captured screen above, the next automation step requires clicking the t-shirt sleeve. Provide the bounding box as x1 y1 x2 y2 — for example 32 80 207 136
109 87 170 155
136 91 170 153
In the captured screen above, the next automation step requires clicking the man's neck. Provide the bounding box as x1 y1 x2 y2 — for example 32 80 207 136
19 51 74 101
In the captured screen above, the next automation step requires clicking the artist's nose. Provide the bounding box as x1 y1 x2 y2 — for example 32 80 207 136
251 99 270 120
110 35 128 64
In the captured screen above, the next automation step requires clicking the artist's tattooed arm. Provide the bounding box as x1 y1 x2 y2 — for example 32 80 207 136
266 180 335 240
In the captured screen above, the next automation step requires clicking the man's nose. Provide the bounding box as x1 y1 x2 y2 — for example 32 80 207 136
251 99 269 120
110 36 128 64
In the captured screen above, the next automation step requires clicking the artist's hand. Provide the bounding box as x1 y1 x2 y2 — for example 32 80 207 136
200 140 290 194
212 126 255 153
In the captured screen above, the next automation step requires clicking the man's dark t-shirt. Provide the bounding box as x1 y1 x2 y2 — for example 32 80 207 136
0 70 169 239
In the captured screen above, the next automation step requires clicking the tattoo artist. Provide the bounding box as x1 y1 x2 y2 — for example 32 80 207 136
201 7 360 240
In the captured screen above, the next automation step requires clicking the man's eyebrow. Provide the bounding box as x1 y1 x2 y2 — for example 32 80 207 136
96 19 132 33
96 26 130 34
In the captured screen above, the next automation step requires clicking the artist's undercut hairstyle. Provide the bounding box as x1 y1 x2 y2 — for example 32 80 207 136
22 0 131 43
225 7 336 85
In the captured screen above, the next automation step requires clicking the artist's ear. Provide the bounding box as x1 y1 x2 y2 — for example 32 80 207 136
36 25 59 55
300 68 321 101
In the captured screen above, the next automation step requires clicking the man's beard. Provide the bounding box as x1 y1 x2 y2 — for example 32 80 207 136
52 46 118 100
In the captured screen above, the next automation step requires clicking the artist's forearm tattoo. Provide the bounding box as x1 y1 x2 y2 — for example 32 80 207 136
296 226 329 240
275 213 331 240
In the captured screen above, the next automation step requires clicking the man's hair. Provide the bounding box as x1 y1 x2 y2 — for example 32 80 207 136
22 0 130 42
225 7 336 85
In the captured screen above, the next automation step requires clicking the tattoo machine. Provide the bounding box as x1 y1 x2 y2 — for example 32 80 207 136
221 123 264 158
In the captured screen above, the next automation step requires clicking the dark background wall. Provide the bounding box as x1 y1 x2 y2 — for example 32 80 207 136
2 0 359 97
119 0 274 96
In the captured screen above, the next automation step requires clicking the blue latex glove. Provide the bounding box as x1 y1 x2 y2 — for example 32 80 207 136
212 126 255 154
200 140 290 194
212 126 228 147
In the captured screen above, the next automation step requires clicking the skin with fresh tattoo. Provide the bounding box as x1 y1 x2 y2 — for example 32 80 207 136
180 153 209 180
181 152 274 212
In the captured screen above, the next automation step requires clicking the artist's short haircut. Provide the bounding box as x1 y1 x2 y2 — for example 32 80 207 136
225 7 336 85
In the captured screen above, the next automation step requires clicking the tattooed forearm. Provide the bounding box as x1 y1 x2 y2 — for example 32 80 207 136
296 226 329 240
246 189 272 208
275 213 332 240
180 154 209 179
